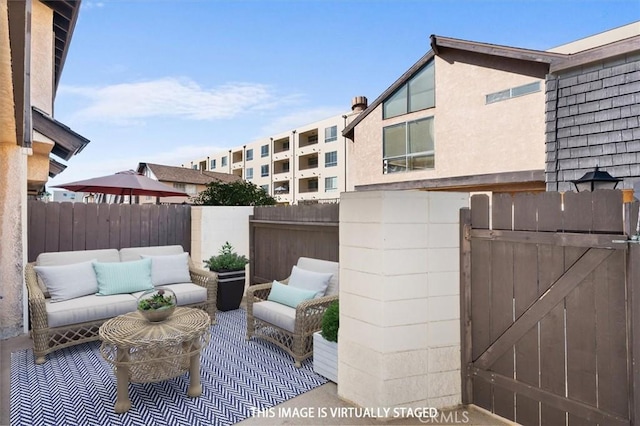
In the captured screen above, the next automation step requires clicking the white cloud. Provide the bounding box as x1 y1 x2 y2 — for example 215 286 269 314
59 78 293 124
259 106 347 136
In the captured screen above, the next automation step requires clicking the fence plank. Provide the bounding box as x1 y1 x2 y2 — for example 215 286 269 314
72 203 86 251
594 250 629 418
513 193 537 232
492 193 512 230
58 202 73 252
119 205 131 248
130 204 141 247
97 204 110 249
45 202 60 253
460 208 473 405
566 269 598 426
564 191 593 232
85 204 98 250
28 201 45 261
592 189 623 233
158 206 168 246
540 302 568 425
108 204 120 248
537 192 563 232
629 244 640 425
470 194 489 229
149 205 159 247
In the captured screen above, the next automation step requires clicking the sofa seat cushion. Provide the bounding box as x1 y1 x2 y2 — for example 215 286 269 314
132 283 207 307
253 301 296 333
46 294 137 328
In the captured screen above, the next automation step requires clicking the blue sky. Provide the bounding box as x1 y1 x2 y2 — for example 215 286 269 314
49 0 640 188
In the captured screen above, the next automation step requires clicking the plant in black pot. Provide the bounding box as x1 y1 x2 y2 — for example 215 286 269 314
204 242 249 311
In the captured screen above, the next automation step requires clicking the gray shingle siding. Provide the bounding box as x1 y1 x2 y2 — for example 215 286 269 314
546 53 640 192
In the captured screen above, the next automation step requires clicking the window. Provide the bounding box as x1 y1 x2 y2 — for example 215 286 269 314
261 164 269 177
261 184 269 193
308 156 318 167
174 183 186 191
246 149 253 161
186 184 197 195
324 126 337 142
283 141 290 150
210 159 216 169
221 156 228 167
383 117 435 174
325 177 338 192
383 61 435 119
308 179 319 191
246 168 253 179
282 161 290 173
192 165 198 170
325 151 337 167
486 81 541 104
261 144 269 157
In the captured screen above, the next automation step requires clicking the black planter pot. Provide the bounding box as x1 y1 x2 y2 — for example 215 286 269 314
215 270 246 311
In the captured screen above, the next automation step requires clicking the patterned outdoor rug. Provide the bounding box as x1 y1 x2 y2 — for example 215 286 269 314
10 309 327 426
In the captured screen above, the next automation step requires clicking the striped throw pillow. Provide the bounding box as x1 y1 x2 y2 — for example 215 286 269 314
93 258 154 296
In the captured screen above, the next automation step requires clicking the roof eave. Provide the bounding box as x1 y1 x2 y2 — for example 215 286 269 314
550 35 640 73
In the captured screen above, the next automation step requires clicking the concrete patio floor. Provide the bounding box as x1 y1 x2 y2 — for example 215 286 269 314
0 331 512 426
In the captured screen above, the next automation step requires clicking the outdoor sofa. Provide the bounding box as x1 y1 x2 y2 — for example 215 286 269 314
25 245 216 364
245 257 339 367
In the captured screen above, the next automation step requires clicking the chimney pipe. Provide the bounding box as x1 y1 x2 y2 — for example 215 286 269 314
351 96 368 112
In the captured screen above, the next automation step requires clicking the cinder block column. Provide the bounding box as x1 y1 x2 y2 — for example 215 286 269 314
338 190 468 412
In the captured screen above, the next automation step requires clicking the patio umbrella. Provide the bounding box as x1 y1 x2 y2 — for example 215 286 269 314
51 170 188 202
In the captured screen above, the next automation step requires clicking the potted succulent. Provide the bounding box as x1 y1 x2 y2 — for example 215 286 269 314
204 241 249 311
137 288 177 322
313 301 338 382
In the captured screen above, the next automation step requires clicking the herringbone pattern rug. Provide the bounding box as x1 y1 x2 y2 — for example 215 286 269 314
10 309 327 426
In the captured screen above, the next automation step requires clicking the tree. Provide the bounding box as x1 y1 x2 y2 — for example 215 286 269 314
192 180 277 206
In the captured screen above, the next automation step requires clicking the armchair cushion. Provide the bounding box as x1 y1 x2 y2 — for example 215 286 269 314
253 301 297 332
34 260 99 302
93 258 154 296
267 280 317 308
141 252 191 286
288 265 333 298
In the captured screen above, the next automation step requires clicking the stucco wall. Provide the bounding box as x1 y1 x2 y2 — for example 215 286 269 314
338 190 469 413
348 52 546 189
191 206 254 289
31 0 53 114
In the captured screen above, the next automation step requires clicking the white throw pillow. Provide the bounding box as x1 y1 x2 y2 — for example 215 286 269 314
34 260 98 302
288 265 333 298
141 252 191 286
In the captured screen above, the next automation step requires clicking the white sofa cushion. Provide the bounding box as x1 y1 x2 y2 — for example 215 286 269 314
34 260 98 302
119 245 185 262
296 257 339 296
132 283 207 306
36 249 120 298
141 252 191 286
253 300 296 332
46 294 138 328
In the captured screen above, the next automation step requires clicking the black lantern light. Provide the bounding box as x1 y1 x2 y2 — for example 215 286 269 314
571 166 621 192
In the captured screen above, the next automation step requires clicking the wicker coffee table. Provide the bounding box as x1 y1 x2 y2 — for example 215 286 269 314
99 307 211 413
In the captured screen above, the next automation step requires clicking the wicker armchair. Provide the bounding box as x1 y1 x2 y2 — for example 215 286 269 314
25 250 216 365
246 257 339 367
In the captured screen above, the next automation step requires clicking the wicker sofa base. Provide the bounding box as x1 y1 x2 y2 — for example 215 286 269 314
30 302 215 364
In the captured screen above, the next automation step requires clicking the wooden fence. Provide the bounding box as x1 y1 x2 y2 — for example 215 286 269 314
249 204 339 283
460 190 638 426
27 201 191 262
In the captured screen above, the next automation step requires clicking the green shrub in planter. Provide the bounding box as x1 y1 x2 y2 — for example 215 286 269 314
321 301 339 343
204 242 249 272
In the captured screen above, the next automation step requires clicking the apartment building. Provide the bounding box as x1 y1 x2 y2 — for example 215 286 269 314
189 105 365 204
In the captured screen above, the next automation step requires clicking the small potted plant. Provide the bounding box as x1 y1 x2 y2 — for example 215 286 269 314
137 288 177 322
204 242 249 311
313 301 338 382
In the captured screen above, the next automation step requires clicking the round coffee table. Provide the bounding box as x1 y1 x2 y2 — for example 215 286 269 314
99 307 211 413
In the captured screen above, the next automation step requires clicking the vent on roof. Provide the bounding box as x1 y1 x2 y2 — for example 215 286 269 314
351 96 368 112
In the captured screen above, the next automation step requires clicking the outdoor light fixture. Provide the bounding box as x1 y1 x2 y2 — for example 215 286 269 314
571 166 621 192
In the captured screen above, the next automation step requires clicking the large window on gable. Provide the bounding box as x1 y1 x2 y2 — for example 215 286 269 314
383 61 435 119
383 117 434 174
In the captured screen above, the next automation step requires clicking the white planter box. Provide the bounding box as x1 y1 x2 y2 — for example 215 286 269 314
313 331 338 383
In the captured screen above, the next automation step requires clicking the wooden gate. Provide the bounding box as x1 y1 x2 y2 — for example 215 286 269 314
461 190 639 426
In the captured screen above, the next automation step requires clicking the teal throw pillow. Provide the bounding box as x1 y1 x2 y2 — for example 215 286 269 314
93 258 154 296
267 280 317 308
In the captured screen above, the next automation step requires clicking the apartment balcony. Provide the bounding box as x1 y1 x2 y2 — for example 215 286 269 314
232 150 243 164
232 169 243 178
273 137 290 154
274 180 290 195
298 129 318 149
298 177 319 194
272 151 291 162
